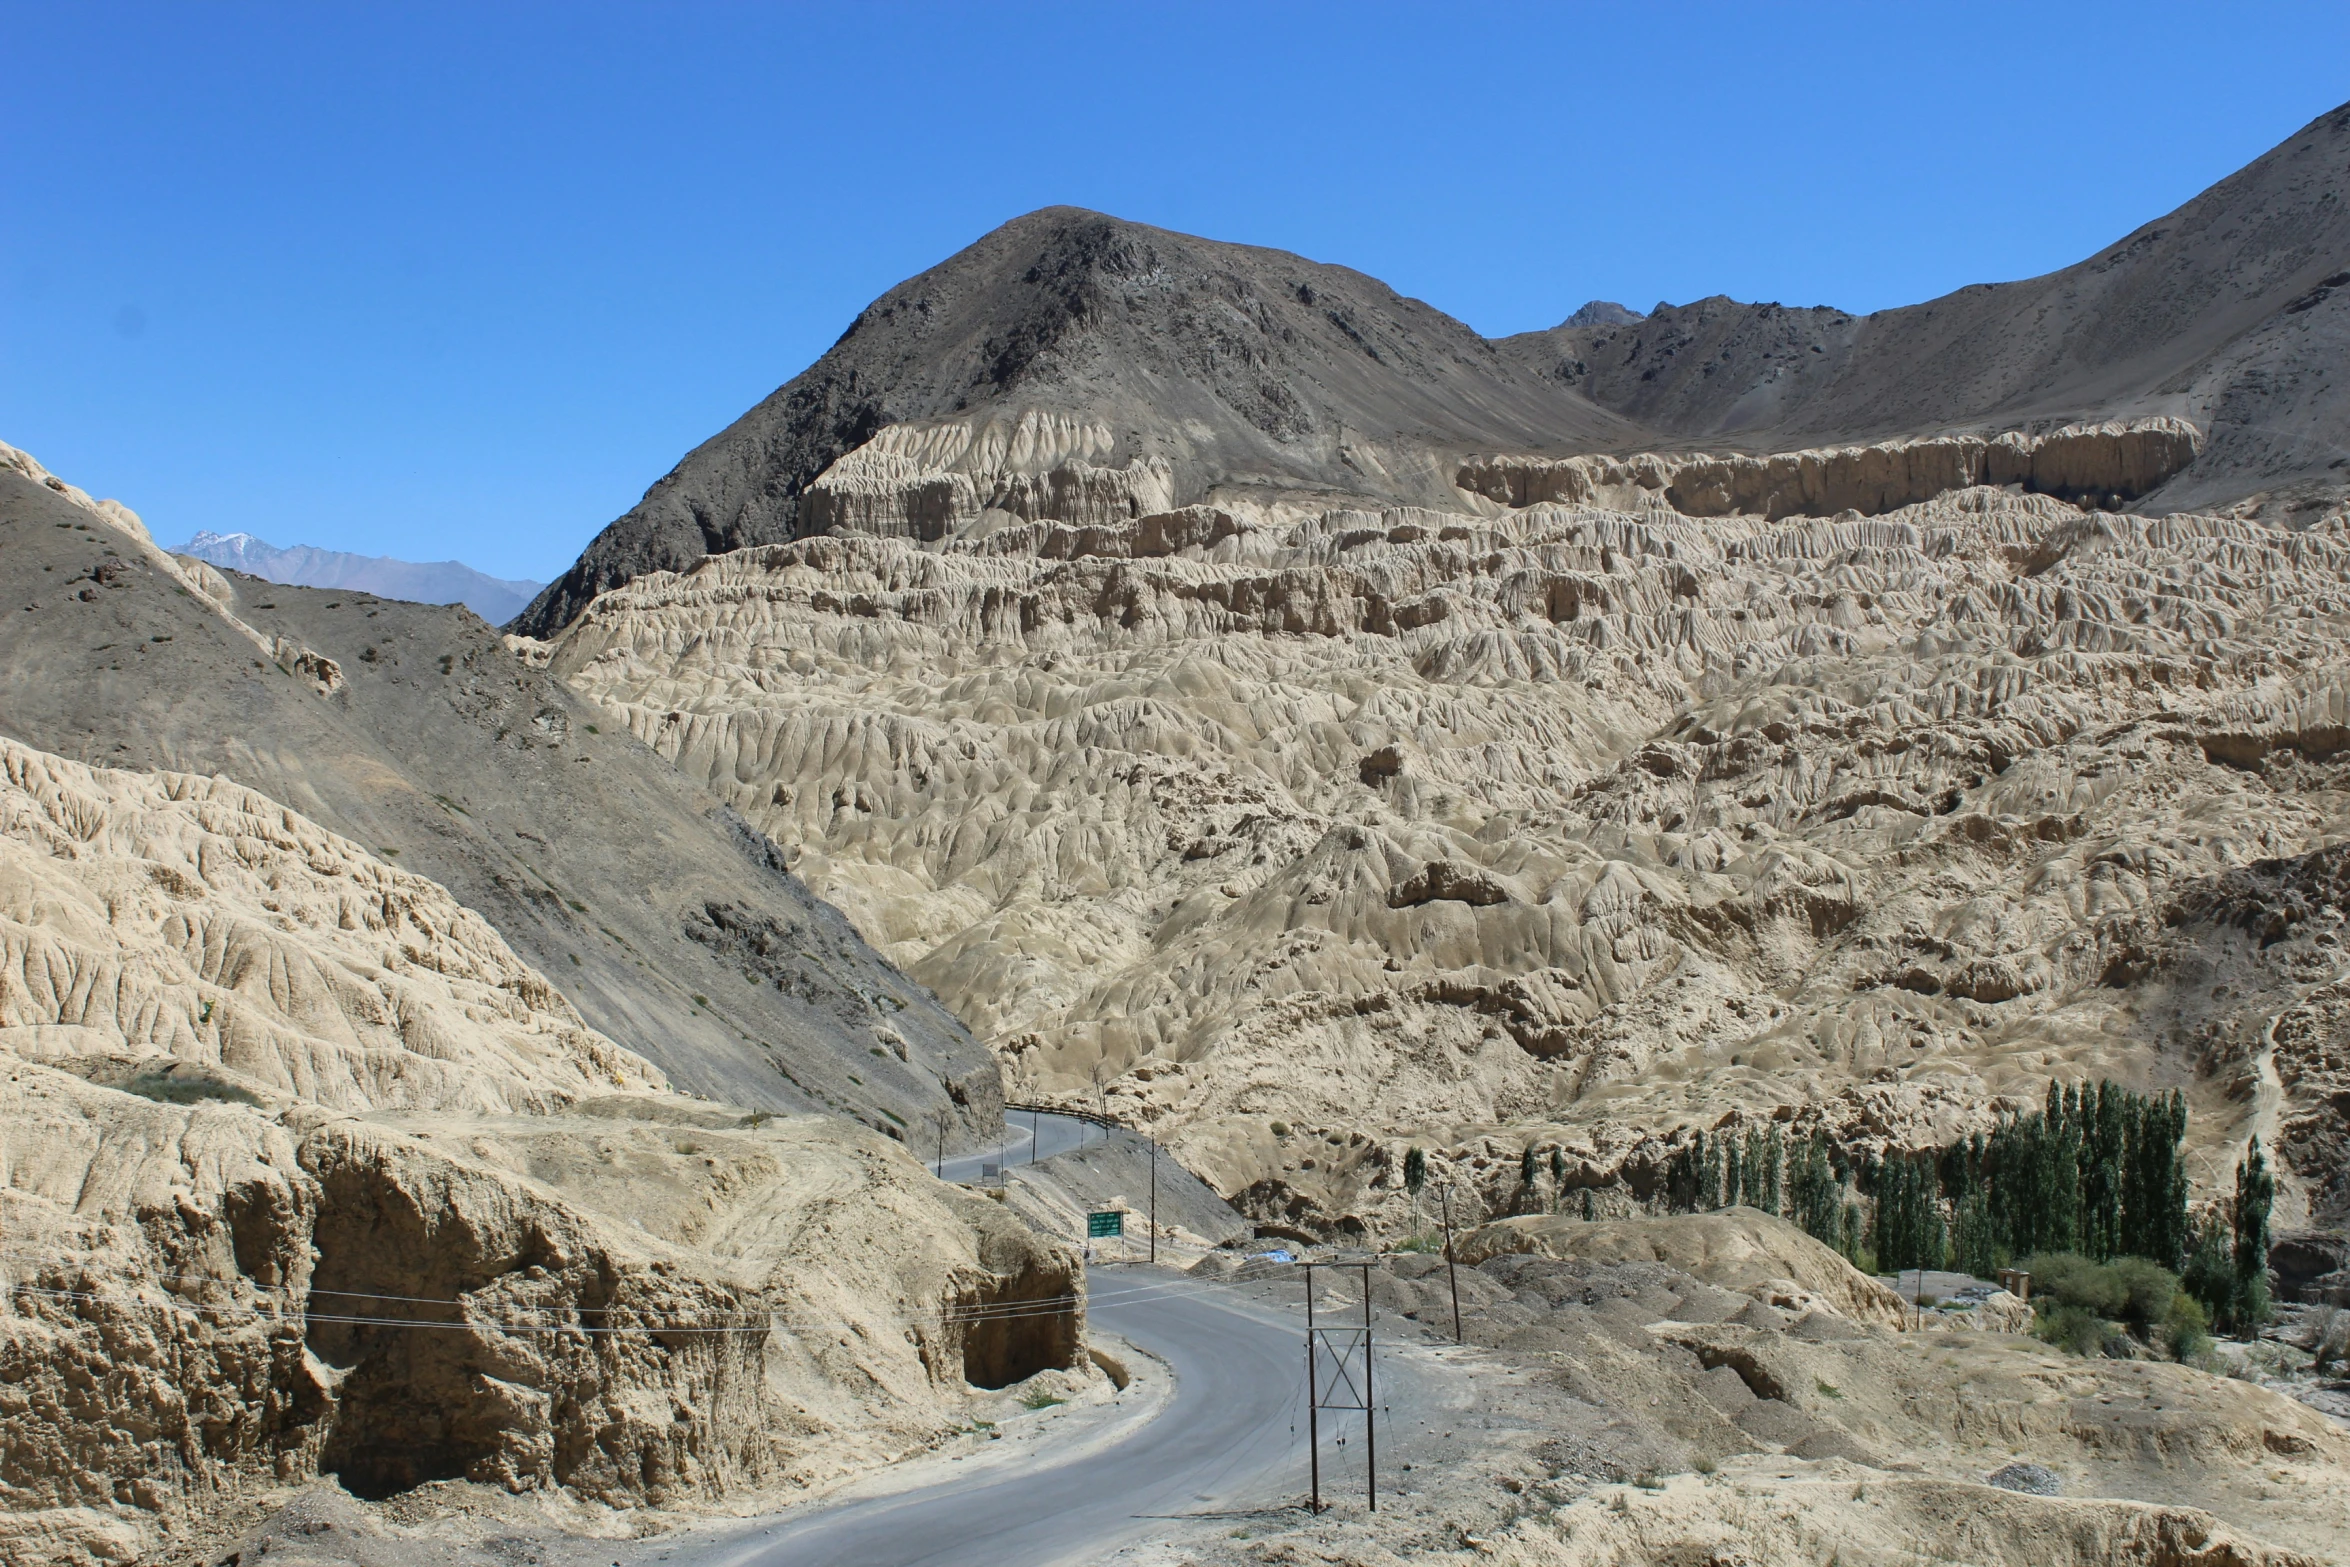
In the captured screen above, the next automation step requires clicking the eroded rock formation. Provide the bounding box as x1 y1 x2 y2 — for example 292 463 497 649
0 740 1082 1565
545 466 2350 1242
1454 420 2203 519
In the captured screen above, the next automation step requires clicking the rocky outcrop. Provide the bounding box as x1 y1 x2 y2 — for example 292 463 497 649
1453 1209 1908 1329
553 472 2350 1238
0 737 658 1113
0 740 1083 1565
1455 420 2203 519
798 414 1176 540
507 207 1641 637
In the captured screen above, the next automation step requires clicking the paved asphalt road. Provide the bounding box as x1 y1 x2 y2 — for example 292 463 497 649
934 1109 1103 1183
693 1266 1414 1567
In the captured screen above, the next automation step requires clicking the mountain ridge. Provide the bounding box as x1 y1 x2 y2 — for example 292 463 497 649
1498 101 2350 513
509 207 1642 636
518 102 2350 638
174 528 543 622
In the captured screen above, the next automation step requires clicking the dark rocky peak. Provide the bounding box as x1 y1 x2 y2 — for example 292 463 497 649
1562 299 1644 328
511 207 1638 637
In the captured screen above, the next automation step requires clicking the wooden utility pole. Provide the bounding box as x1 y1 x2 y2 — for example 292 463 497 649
1148 1132 1158 1265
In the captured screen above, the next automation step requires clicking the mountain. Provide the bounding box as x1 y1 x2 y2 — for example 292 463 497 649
2 441 1005 1146
520 103 2348 640
509 207 1644 636
1498 102 2350 515
174 529 544 622
513 103 2350 1247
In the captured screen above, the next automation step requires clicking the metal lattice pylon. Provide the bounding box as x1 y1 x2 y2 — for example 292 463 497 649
1303 1262 1375 1514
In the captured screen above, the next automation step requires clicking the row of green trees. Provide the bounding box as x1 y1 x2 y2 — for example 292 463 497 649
1642 1081 2276 1332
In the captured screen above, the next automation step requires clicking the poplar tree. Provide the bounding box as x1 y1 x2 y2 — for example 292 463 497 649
2231 1136 2274 1329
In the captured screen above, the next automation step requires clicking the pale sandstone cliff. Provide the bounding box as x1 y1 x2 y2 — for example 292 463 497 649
0 740 1081 1566
544 424 2350 1242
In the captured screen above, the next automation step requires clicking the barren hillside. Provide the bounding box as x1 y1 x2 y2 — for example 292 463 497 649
0 735 1082 1566
0 443 1003 1147
1500 103 2350 514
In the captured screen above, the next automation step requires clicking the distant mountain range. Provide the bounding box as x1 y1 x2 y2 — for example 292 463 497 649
171 531 543 622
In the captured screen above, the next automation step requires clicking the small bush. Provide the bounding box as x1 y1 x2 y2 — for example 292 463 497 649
2022 1252 2183 1342
2036 1303 2112 1357
2107 1256 2182 1335
2023 1253 2125 1318
2163 1291 2211 1362
118 1069 261 1109
1019 1389 1066 1410
2306 1308 2346 1374
1269 1120 1290 1138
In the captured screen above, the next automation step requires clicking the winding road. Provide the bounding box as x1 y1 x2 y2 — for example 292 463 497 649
693 1264 1442 1567
934 1108 1105 1183
701 1271 1302 1566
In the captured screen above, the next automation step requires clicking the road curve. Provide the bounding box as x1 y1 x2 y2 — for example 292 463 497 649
934 1108 1104 1183
692 1267 1377 1567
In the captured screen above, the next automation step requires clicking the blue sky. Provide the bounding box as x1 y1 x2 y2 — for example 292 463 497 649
5 3 2345 584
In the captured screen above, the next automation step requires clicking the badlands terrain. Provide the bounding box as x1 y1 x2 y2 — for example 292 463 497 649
2 95 2348 1567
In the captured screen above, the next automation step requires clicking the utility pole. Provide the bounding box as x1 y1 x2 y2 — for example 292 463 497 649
934 1109 948 1178
1439 1182 1462 1345
1363 1260 1377 1513
1306 1267 1320 1514
1149 1132 1158 1265
1302 1261 1377 1513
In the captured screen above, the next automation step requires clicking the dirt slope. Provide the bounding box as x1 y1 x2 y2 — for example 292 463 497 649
0 444 1001 1145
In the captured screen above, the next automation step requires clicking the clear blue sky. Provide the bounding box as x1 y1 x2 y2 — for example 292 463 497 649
5 2 2344 583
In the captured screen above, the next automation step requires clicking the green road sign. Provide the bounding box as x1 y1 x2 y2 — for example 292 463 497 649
1087 1210 1124 1239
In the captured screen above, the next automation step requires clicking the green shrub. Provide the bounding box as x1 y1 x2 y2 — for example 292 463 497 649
2023 1251 2186 1353
2036 1303 2116 1357
2107 1255 2184 1335
2023 1252 2125 1318
117 1069 261 1109
2162 1291 2211 1362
